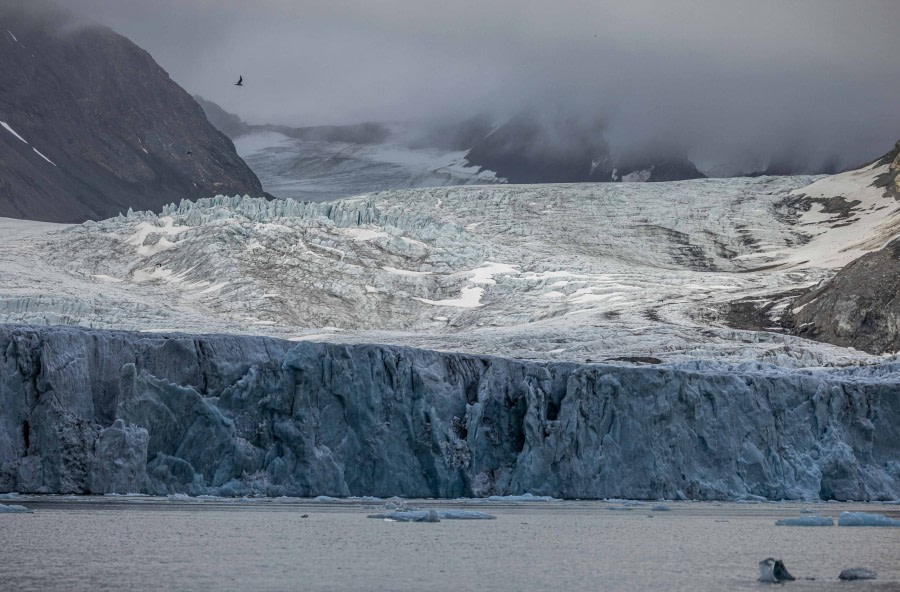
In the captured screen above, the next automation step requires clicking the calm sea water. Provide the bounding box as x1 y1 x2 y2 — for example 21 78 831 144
1 497 898 592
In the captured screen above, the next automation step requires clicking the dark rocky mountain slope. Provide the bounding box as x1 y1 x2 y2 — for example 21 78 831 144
785 139 900 354
463 113 705 184
0 9 266 223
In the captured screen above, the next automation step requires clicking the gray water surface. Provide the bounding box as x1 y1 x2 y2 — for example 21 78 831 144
2 497 898 591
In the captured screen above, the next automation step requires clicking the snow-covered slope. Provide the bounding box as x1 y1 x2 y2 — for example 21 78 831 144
2 172 898 365
782 145 900 353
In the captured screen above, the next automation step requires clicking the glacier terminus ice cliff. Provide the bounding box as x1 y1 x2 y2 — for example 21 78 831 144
1 324 898 500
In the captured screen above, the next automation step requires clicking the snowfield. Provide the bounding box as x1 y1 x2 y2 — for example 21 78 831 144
1 163 898 366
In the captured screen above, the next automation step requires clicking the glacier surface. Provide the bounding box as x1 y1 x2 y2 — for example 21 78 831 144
234 130 505 202
1 324 898 500
2 172 897 366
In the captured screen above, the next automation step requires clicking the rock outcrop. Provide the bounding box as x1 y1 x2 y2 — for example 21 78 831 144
788 236 900 354
784 138 900 354
463 113 705 183
1 324 897 500
0 8 266 223
873 139 900 198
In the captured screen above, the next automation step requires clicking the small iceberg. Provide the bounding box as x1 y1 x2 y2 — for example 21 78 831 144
103 492 149 497
775 516 834 526
0 503 33 513
368 510 496 521
485 493 559 502
839 567 877 581
838 511 900 527
651 504 672 511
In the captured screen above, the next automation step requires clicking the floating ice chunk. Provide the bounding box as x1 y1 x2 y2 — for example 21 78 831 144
651 504 671 511
775 516 834 526
485 493 559 502
368 510 496 521
0 121 28 143
0 493 20 499
314 495 340 502
735 494 767 503
0 503 32 513
421 509 440 522
350 496 382 503
838 511 900 527
32 147 56 166
166 493 192 501
439 510 496 520
103 492 148 497
839 567 877 580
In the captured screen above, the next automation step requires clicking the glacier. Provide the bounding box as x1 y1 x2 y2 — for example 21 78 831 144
233 130 505 202
2 173 894 366
2 163 900 500
1 324 898 500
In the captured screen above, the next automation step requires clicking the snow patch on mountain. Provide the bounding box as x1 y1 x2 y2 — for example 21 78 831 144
783 162 900 268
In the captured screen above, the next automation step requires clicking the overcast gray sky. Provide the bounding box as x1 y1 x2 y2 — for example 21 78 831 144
36 0 900 170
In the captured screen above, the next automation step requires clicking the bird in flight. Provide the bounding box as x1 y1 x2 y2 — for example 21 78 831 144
235 75 243 86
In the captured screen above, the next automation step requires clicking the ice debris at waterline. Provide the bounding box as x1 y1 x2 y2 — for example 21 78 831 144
775 516 834 526
758 559 795 583
838 512 900 527
839 568 877 581
1 324 899 500
485 493 559 502
368 510 496 522
0 503 33 513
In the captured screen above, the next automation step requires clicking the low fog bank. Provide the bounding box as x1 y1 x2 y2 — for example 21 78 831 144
8 0 899 175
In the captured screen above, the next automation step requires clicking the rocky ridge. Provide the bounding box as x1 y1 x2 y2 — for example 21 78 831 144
0 8 266 223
